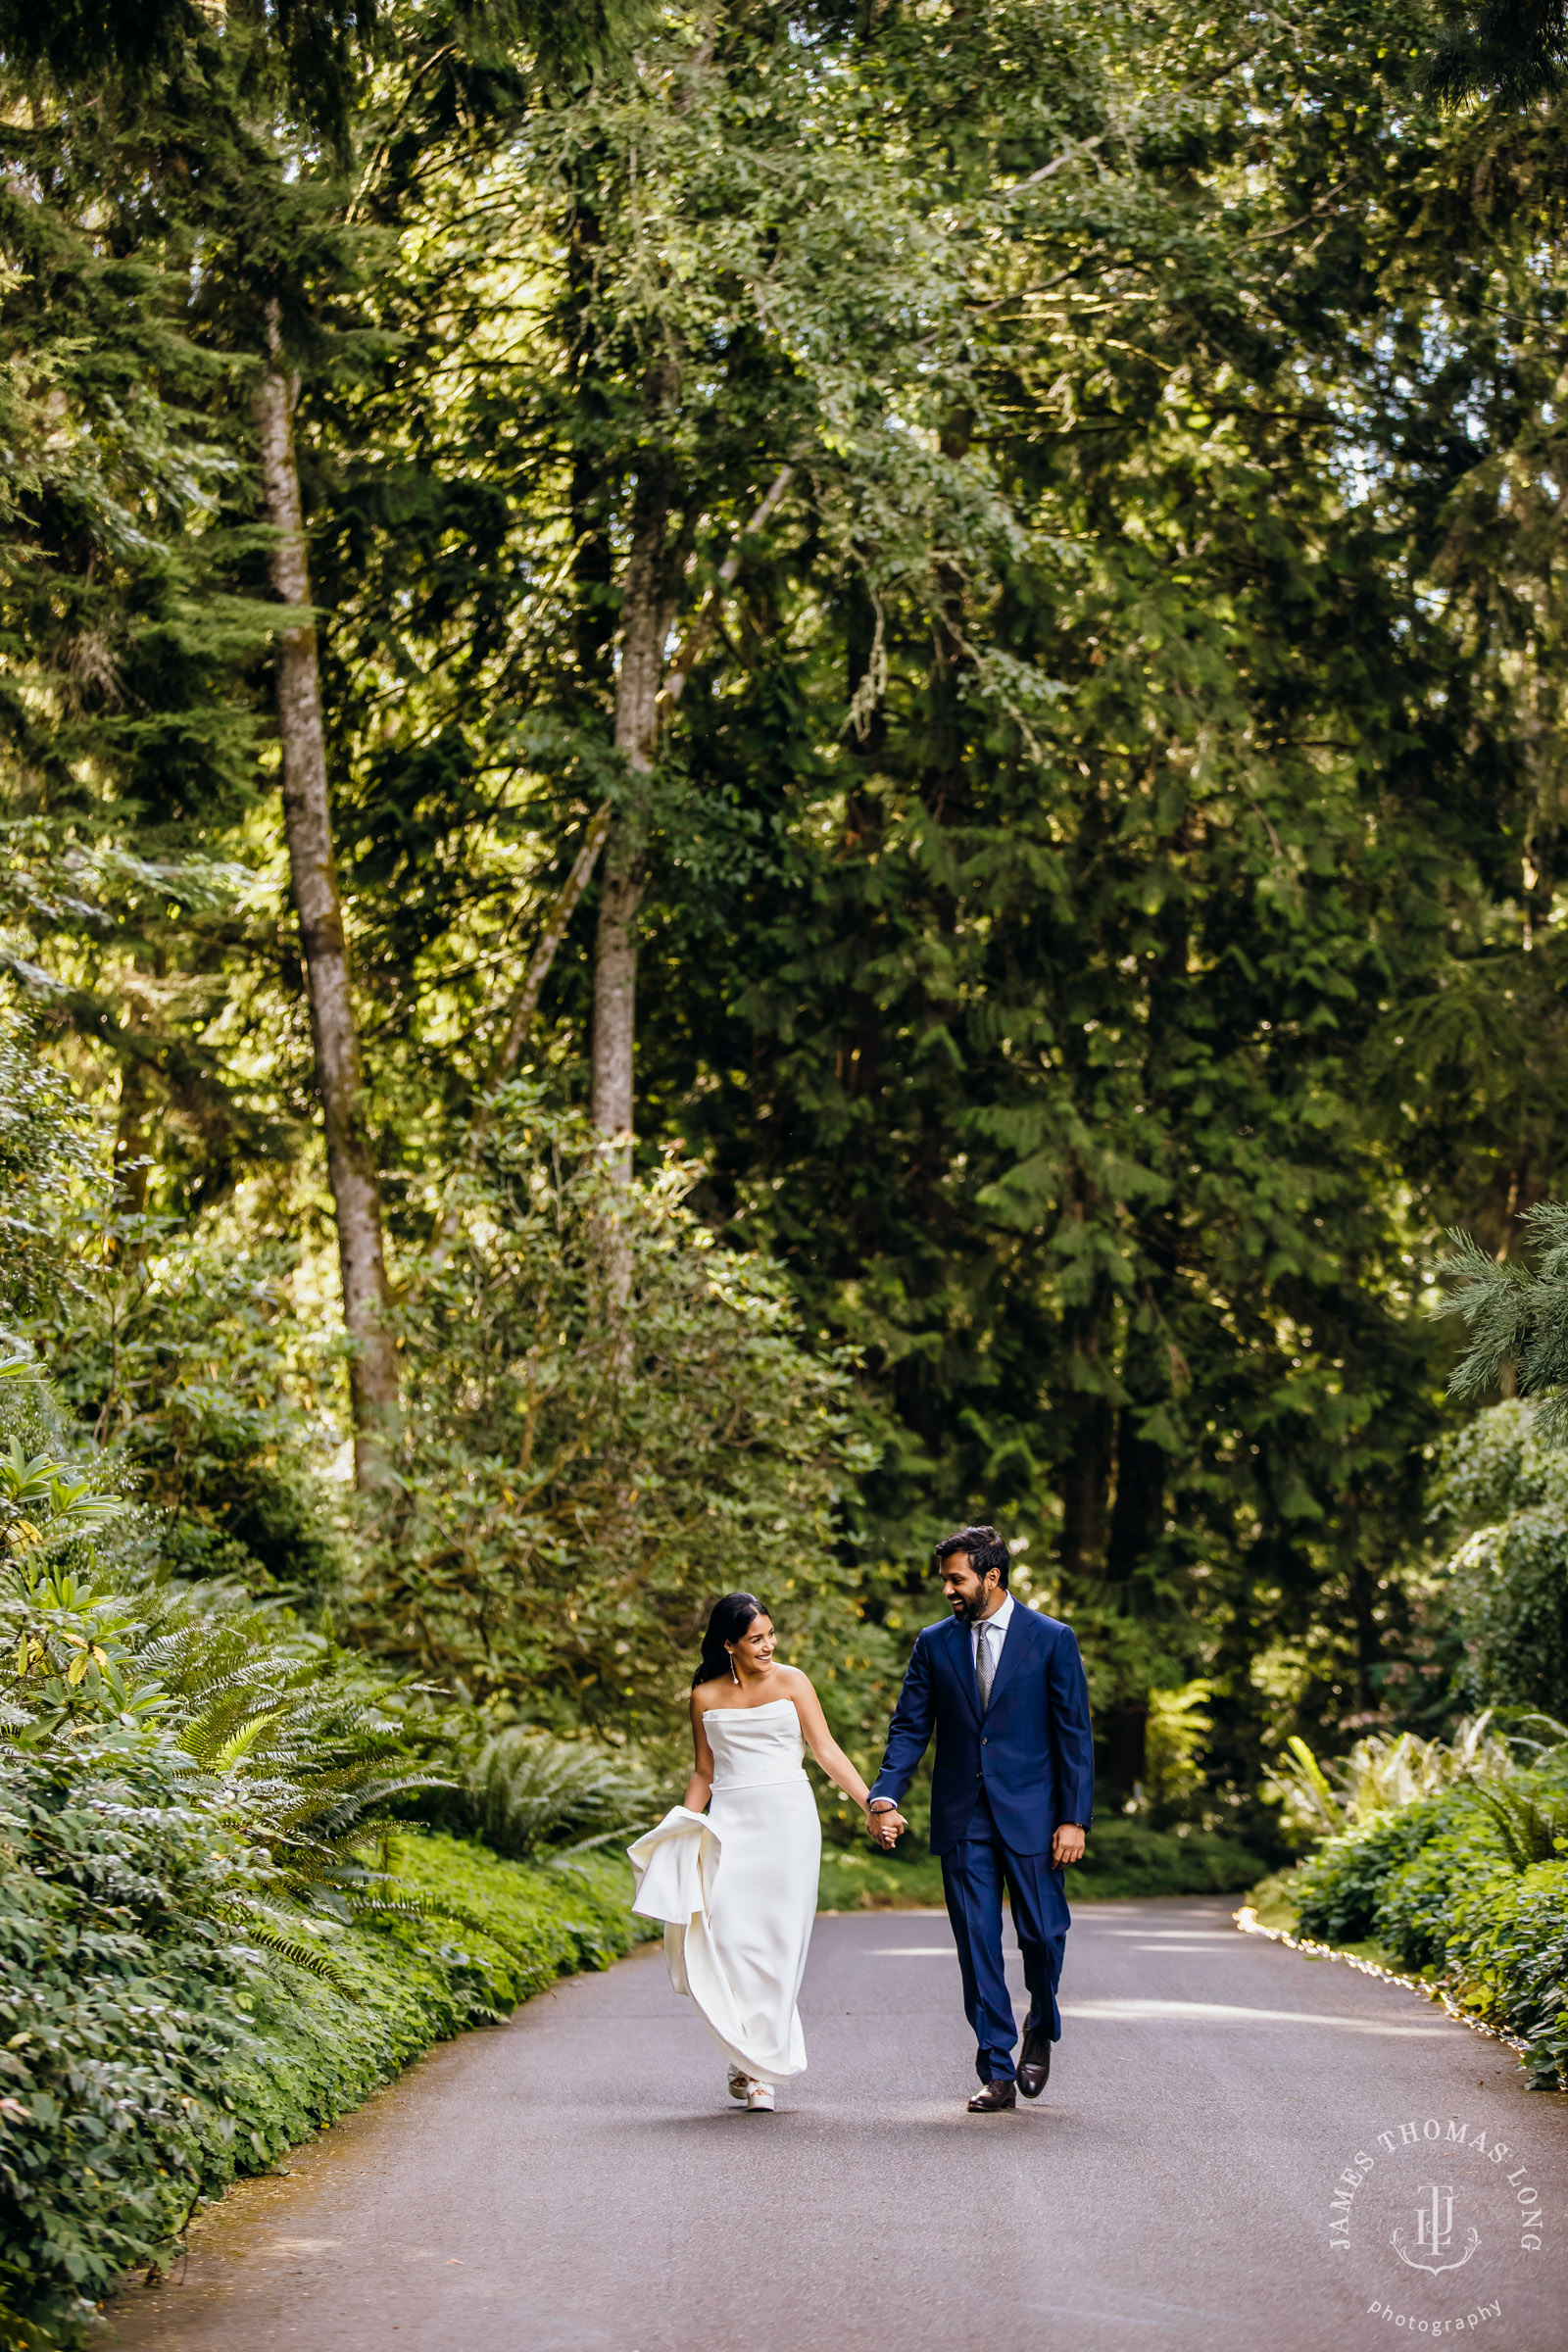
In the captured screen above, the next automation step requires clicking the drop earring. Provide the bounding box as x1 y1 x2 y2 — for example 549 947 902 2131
728 1648 739 1684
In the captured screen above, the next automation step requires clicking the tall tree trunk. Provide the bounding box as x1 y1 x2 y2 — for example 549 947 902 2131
590 833 645 1181
255 311 398 1488
590 376 674 1177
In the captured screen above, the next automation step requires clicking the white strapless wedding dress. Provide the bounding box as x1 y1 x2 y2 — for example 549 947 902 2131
627 1699 821 2083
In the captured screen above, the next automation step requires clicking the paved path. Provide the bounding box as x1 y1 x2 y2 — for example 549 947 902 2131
107 1898 1568 2352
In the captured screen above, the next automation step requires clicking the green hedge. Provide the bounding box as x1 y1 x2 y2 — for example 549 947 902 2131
817 1816 1265 1909
1284 1769 1568 2090
216 1838 657 2178
0 1726 655 2352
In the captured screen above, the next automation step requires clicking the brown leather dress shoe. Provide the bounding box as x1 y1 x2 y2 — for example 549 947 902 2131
967 2079 1017 2112
1016 2026 1052 2099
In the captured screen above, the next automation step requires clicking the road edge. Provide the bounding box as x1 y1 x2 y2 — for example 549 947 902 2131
1232 1902 1529 2058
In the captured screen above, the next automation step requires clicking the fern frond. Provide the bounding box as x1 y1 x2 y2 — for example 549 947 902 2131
227 1925 355 1988
344 1893 530 1966
1469 1782 1563 1869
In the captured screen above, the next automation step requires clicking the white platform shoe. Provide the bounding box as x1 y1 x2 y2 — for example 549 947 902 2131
726 2069 775 2111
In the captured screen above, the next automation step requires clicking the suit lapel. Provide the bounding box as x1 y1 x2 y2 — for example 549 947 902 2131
945 1614 982 1726
984 1603 1034 1715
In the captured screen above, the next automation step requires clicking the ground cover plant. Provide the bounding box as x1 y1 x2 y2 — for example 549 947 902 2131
1251 1721 1568 2089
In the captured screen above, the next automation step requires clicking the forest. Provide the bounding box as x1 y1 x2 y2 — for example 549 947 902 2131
5 0 1568 2332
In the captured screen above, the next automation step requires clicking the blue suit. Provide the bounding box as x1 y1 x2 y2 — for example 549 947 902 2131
870 1605 1094 2082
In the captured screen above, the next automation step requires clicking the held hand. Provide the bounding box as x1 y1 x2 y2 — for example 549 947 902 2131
1053 1822 1086 1868
868 1806 906 1849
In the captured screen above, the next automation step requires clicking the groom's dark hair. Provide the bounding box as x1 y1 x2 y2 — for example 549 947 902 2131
934 1524 1009 1588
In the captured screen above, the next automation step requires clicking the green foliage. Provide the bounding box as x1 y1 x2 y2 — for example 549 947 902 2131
1468 1779 1568 1872
1441 1209 1568 1446
0 1722 260 2345
815 1817 1266 1911
1075 1821 1268 1900
357 1099 887 1738
464 1727 655 1863
1433 1401 1568 1719
0 1402 440 1892
34 1224 345 1600
1293 1802 1454 1947
17 0 1568 1992
1427 0 1568 109
1452 1507 1568 1720
1141 1683 1215 1824
0 1732 653 2351
0 1371 655 2347
1286 1749 1568 2085
1265 1713 1517 1840
0 1031 98 1318
388 1833 656 1984
1 0 1560 1810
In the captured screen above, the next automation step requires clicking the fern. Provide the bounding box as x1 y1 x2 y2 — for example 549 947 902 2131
465 1728 652 1862
1469 1782 1565 1870
223 1922 355 1989
1269 1715 1520 1837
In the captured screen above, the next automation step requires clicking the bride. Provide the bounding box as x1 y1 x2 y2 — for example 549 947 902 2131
627 1592 875 2111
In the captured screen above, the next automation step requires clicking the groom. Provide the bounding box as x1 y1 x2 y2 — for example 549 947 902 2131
867 1525 1094 2113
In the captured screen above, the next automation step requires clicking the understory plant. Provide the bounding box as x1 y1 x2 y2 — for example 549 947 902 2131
1281 1736 1568 2087
465 1725 656 1862
0 1364 656 2348
358 1096 889 1740
1266 1710 1522 1838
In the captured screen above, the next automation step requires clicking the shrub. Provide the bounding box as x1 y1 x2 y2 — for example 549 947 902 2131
0 1747 655 2351
0 1723 264 2346
32 1226 344 1602
0 1025 98 1319
0 1394 658 2348
1266 1713 1516 1839
1142 1682 1214 1823
1449 1505 1568 1721
1293 1800 1452 1947
357 1095 887 1737
1279 1752 1568 2086
1074 1818 1265 1896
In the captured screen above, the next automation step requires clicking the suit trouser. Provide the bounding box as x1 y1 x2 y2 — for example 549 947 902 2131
940 1789 1070 2083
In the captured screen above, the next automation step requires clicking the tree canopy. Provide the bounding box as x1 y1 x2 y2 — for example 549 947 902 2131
6 0 1568 1815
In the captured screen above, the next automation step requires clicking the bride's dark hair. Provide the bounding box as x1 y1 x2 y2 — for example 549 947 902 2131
693 1592 771 1688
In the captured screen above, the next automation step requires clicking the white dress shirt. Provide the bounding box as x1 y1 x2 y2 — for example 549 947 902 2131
970 1588 1014 1676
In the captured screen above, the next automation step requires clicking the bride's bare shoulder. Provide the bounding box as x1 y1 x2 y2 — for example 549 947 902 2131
775 1664 815 1696
690 1678 729 1710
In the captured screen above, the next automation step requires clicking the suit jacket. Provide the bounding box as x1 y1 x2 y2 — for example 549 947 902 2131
869 1606 1095 1857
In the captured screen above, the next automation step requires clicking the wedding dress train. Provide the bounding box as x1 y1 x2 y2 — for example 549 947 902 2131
627 1698 820 2085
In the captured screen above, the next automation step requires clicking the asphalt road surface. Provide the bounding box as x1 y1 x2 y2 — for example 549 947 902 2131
106 1896 1568 2352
